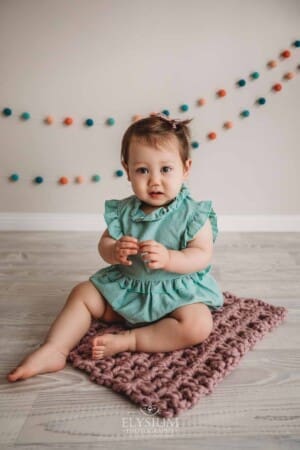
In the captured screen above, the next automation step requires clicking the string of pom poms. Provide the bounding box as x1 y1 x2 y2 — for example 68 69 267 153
1 39 299 186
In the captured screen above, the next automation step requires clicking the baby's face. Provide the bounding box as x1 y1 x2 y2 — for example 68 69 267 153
123 136 191 209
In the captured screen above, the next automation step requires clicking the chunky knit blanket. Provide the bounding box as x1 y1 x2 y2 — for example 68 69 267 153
67 292 287 418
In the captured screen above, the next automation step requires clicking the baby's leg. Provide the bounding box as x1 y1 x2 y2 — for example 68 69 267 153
92 302 213 358
7 281 108 382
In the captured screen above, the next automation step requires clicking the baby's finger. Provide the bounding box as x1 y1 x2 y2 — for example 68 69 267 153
120 236 138 244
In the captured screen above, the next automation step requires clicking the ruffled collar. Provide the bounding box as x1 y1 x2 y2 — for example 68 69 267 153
130 184 190 222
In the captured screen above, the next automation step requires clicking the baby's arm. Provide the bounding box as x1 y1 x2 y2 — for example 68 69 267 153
139 219 213 274
98 229 139 266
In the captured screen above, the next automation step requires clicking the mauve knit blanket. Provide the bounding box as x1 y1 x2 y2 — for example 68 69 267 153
67 292 287 418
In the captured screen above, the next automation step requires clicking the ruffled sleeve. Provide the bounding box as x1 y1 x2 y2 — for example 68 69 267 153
104 200 123 240
181 200 219 248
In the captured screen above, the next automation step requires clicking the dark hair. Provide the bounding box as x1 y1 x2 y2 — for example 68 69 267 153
121 114 193 165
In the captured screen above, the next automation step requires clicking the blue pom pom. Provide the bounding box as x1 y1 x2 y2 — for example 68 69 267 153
162 109 170 116
293 40 300 47
115 170 124 177
21 112 31 120
191 141 199 149
34 176 44 184
2 107 12 116
180 104 189 112
237 79 246 87
85 118 94 126
241 110 250 117
10 173 19 182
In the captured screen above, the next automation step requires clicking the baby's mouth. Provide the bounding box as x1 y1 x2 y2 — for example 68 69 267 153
149 191 163 197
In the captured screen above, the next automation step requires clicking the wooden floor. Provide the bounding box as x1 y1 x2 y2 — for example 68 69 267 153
0 232 299 449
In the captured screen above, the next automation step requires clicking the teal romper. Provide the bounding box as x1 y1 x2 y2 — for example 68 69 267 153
90 184 223 326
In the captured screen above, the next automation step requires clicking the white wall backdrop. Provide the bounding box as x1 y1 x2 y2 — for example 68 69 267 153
0 0 299 228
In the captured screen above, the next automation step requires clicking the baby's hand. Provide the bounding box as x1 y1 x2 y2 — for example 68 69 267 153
139 240 170 270
113 236 139 266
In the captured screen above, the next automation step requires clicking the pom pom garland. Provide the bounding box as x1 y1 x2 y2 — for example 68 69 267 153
115 170 124 177
273 83 282 91
237 79 246 87
241 110 250 117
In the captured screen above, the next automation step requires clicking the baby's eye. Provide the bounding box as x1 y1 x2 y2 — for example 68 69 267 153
136 167 149 174
161 166 172 173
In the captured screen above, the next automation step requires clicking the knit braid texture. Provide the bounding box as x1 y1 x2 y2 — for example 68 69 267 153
67 292 287 418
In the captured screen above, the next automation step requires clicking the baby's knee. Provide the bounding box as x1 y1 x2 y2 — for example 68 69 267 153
182 305 213 345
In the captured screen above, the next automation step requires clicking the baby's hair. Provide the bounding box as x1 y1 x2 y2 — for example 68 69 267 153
121 113 193 165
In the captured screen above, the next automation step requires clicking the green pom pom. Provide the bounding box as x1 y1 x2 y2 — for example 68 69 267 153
257 97 266 105
3 107 12 116
85 118 94 126
180 104 189 112
162 109 170 116
34 176 44 184
241 110 250 117
115 170 124 177
191 141 199 149
251 72 260 80
10 173 19 182
92 174 101 182
106 117 115 126
21 112 31 120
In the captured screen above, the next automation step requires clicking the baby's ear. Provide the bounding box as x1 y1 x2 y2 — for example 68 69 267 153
183 159 192 178
121 161 130 181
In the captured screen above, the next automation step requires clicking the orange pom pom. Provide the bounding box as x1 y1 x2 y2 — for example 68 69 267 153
59 176 69 185
208 132 217 140
273 83 282 92
284 72 295 80
281 50 291 58
132 114 143 122
75 176 84 184
64 117 73 126
44 115 54 124
197 98 206 106
224 121 233 129
217 89 227 97
267 60 277 68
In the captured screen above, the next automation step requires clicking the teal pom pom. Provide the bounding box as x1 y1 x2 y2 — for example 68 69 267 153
92 174 101 182
191 141 199 149
293 40 300 47
10 173 19 182
34 176 44 184
241 110 250 117
115 170 124 177
2 107 12 116
21 112 31 120
251 72 260 79
85 118 94 126
106 117 115 126
257 97 266 105
180 104 189 112
162 109 170 116
237 79 246 87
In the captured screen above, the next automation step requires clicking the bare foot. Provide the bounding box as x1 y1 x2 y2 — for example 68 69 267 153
7 342 67 382
92 330 136 359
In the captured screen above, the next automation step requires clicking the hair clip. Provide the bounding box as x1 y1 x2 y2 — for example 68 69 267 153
151 112 180 129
